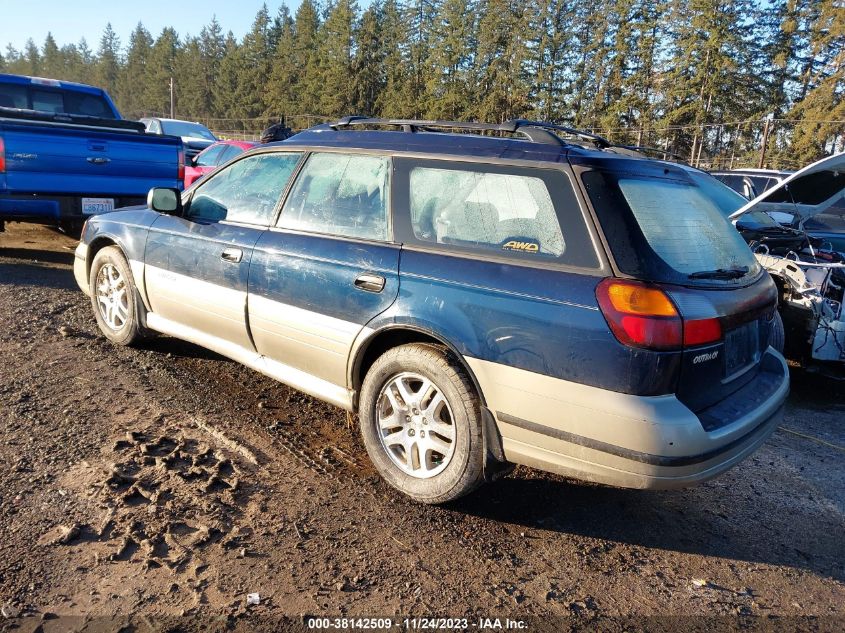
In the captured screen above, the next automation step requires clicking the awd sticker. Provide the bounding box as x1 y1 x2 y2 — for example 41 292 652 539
502 239 540 253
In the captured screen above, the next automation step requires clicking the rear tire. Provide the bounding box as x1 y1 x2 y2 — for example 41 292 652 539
89 246 149 346
770 310 785 354
359 343 485 504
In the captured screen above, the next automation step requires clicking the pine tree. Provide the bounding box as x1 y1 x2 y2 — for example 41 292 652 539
118 23 153 117
95 25 121 98
403 0 438 117
265 5 299 116
144 28 179 116
175 37 210 119
424 0 475 120
352 3 385 115
23 38 42 76
315 0 358 117
374 0 414 117
197 18 226 118
213 32 241 119
529 0 575 122
41 33 62 78
228 4 273 118
473 0 532 122
788 0 845 164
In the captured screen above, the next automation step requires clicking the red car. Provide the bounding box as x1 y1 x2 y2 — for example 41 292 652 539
184 140 258 188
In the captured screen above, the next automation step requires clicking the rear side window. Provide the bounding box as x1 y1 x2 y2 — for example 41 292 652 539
583 170 761 285
278 152 390 240
409 168 565 257
394 159 599 268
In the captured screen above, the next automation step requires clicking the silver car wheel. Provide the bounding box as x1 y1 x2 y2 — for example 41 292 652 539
95 263 129 331
376 372 457 479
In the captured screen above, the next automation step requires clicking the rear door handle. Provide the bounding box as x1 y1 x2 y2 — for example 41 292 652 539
354 273 385 293
221 247 243 263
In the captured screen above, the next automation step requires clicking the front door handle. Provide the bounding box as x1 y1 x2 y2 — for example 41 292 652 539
354 273 385 293
221 247 243 263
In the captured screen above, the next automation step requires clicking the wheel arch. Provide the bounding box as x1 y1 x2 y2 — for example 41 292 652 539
350 325 487 412
86 235 121 279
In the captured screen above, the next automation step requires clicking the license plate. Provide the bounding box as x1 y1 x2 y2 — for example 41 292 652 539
724 320 760 377
81 197 114 216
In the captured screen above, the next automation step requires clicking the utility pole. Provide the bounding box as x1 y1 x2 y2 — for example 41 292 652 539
758 118 772 168
169 77 175 119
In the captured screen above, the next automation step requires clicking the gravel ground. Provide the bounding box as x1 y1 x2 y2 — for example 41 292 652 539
0 224 843 632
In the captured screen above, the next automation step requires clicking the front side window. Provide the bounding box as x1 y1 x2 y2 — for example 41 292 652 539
409 167 565 257
187 152 302 225
278 152 390 240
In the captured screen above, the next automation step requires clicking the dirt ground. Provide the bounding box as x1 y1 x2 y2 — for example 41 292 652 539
0 223 843 632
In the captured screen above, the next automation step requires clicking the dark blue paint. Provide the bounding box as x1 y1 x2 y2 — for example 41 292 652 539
250 230 400 324
377 249 682 395
144 215 263 292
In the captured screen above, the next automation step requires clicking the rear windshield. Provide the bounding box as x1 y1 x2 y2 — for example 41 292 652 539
0 83 116 119
583 170 761 286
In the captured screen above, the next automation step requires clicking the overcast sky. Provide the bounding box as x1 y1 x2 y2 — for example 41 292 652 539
0 0 304 52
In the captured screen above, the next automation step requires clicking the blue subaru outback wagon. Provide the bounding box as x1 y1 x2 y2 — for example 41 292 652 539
74 118 789 504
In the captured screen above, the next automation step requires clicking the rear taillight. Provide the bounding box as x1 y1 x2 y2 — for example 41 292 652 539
0 136 5 173
596 278 722 351
177 149 185 182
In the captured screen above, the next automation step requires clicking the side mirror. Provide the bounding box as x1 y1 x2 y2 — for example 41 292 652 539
147 187 183 216
190 155 199 167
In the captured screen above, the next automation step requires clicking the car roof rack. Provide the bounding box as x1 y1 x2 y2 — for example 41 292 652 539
327 116 612 148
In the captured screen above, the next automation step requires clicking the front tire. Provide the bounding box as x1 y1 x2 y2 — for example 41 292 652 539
359 344 484 504
89 246 149 346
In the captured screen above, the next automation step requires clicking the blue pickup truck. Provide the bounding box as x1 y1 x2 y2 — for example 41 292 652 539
0 73 184 233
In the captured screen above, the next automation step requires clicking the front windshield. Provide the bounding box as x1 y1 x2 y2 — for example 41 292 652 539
688 171 782 229
161 120 217 141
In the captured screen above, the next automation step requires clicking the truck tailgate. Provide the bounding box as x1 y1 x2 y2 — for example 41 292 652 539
1 119 181 196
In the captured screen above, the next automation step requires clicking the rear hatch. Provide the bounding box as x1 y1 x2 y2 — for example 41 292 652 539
0 118 181 196
576 157 779 419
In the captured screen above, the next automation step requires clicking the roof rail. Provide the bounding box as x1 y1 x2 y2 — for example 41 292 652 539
327 116 611 148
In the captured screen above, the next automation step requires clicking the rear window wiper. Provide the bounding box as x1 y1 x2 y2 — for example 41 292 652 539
688 266 749 280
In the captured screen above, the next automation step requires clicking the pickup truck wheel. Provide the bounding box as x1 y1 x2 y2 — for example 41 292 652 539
359 344 484 504
89 246 148 346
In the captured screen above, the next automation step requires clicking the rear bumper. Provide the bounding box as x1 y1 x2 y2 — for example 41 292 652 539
467 349 789 490
0 194 145 224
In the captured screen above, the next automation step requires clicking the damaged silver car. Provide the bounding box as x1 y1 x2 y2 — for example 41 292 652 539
728 153 845 370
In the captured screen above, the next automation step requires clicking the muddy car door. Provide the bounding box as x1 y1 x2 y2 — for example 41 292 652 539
144 152 303 351
247 152 399 397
